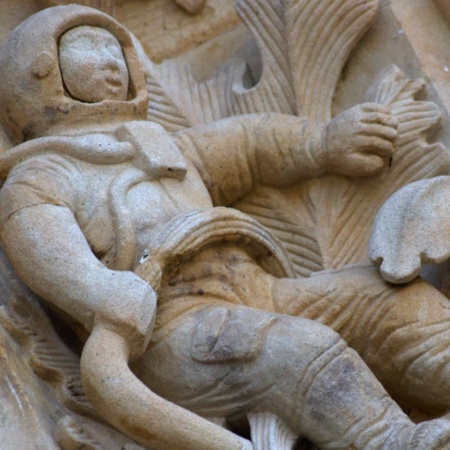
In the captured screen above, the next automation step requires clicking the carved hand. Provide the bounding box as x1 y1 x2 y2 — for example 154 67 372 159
325 103 398 177
94 271 157 360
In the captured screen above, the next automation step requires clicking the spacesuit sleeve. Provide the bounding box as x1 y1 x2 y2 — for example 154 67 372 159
172 113 326 205
0 154 78 228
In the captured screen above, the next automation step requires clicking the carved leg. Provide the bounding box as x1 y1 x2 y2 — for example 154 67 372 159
133 305 450 449
81 325 253 450
273 265 450 415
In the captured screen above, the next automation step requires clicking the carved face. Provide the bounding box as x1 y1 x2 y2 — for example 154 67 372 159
59 26 129 103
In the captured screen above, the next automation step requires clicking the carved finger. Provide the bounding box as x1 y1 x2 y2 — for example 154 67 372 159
358 123 398 141
356 136 394 157
360 103 391 115
360 112 399 128
346 153 385 176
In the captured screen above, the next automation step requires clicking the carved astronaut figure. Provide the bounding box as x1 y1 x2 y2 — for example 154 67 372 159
1 5 450 450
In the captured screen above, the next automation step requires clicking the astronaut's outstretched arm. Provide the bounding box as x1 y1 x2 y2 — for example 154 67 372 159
174 104 397 205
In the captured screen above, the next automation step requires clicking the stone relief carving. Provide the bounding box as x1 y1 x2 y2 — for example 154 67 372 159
36 0 207 16
1 1 450 450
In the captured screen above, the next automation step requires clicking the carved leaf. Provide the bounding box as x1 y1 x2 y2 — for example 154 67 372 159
232 0 296 115
368 176 450 284
232 0 378 120
234 186 322 278
287 0 378 120
144 59 195 132
2 297 96 417
144 57 247 130
247 412 297 450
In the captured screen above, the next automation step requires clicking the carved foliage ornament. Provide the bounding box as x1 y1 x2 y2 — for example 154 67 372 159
0 1 449 450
